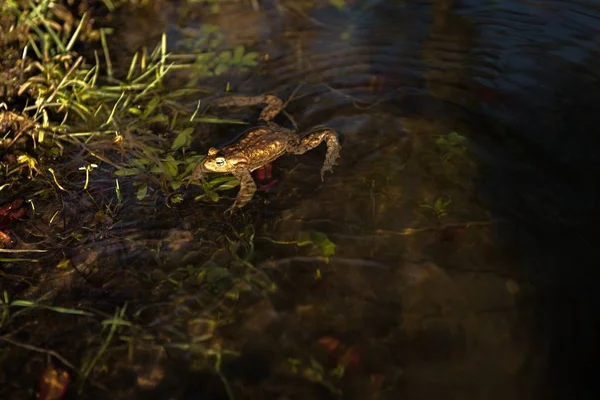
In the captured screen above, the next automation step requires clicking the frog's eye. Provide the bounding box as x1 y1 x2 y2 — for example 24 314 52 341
215 157 226 167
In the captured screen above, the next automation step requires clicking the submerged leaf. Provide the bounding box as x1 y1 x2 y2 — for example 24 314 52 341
193 117 248 124
208 190 219 203
310 231 336 257
171 127 194 150
214 179 240 191
171 180 183 190
114 168 142 176
137 184 148 200
146 114 169 124
242 52 259 66
233 45 245 62
163 159 180 177
330 0 346 9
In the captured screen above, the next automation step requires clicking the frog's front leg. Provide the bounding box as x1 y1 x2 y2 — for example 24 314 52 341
226 168 257 214
289 128 341 180
211 94 283 122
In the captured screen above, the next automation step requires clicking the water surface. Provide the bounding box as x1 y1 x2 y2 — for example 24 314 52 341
113 1 600 398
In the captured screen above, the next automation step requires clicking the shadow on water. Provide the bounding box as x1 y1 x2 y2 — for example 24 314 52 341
4 0 599 399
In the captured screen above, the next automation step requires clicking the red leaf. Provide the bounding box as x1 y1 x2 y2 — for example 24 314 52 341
0 198 27 229
339 347 361 368
316 336 340 353
0 231 12 246
38 366 70 400
0 199 24 217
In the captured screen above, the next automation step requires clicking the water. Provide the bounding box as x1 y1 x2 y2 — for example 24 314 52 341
5 1 600 399
165 3 599 396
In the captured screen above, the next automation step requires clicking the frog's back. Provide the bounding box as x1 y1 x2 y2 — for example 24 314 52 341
221 126 295 171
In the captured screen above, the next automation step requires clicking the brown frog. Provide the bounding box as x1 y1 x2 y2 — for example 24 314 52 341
191 94 341 213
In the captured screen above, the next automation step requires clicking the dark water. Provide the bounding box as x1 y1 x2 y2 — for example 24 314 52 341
161 2 599 398
10 1 600 399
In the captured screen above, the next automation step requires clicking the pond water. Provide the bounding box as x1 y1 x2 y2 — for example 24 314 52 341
4 1 600 399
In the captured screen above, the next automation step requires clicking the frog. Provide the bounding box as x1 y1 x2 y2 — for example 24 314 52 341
191 94 341 213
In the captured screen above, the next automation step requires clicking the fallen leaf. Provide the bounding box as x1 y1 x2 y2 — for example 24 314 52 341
38 366 70 400
339 346 361 368
316 336 340 353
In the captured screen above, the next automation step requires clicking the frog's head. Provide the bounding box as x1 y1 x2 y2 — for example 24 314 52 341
197 147 241 176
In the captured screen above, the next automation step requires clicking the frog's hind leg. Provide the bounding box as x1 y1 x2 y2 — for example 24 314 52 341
230 169 257 211
291 128 341 180
212 94 283 122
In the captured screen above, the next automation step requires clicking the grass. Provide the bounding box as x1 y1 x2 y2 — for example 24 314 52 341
0 0 275 397
1 0 263 205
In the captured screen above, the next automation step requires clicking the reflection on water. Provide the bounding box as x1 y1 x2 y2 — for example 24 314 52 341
8 0 600 398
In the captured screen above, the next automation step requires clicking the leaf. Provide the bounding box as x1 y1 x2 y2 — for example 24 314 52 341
208 175 238 186
242 52 259 66
214 63 229 76
215 179 240 191
130 157 151 167
435 136 448 147
233 45 245 63
128 107 142 115
217 50 232 62
434 196 451 209
447 131 466 145
163 160 180 177
10 300 36 307
171 180 182 190
195 52 214 64
183 157 204 174
142 146 163 157
193 117 248 125
171 127 194 150
310 231 336 257
142 96 162 119
136 184 148 200
146 114 169 124
208 190 219 203
101 318 133 327
330 0 346 9
170 193 184 203
114 168 141 176
309 357 325 374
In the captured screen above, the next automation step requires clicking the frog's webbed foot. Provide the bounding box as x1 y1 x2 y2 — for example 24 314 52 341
229 169 257 212
290 128 341 180
211 94 283 122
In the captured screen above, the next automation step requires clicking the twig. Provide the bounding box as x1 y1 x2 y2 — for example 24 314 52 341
0 249 48 253
377 220 503 236
0 335 75 369
260 256 389 270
